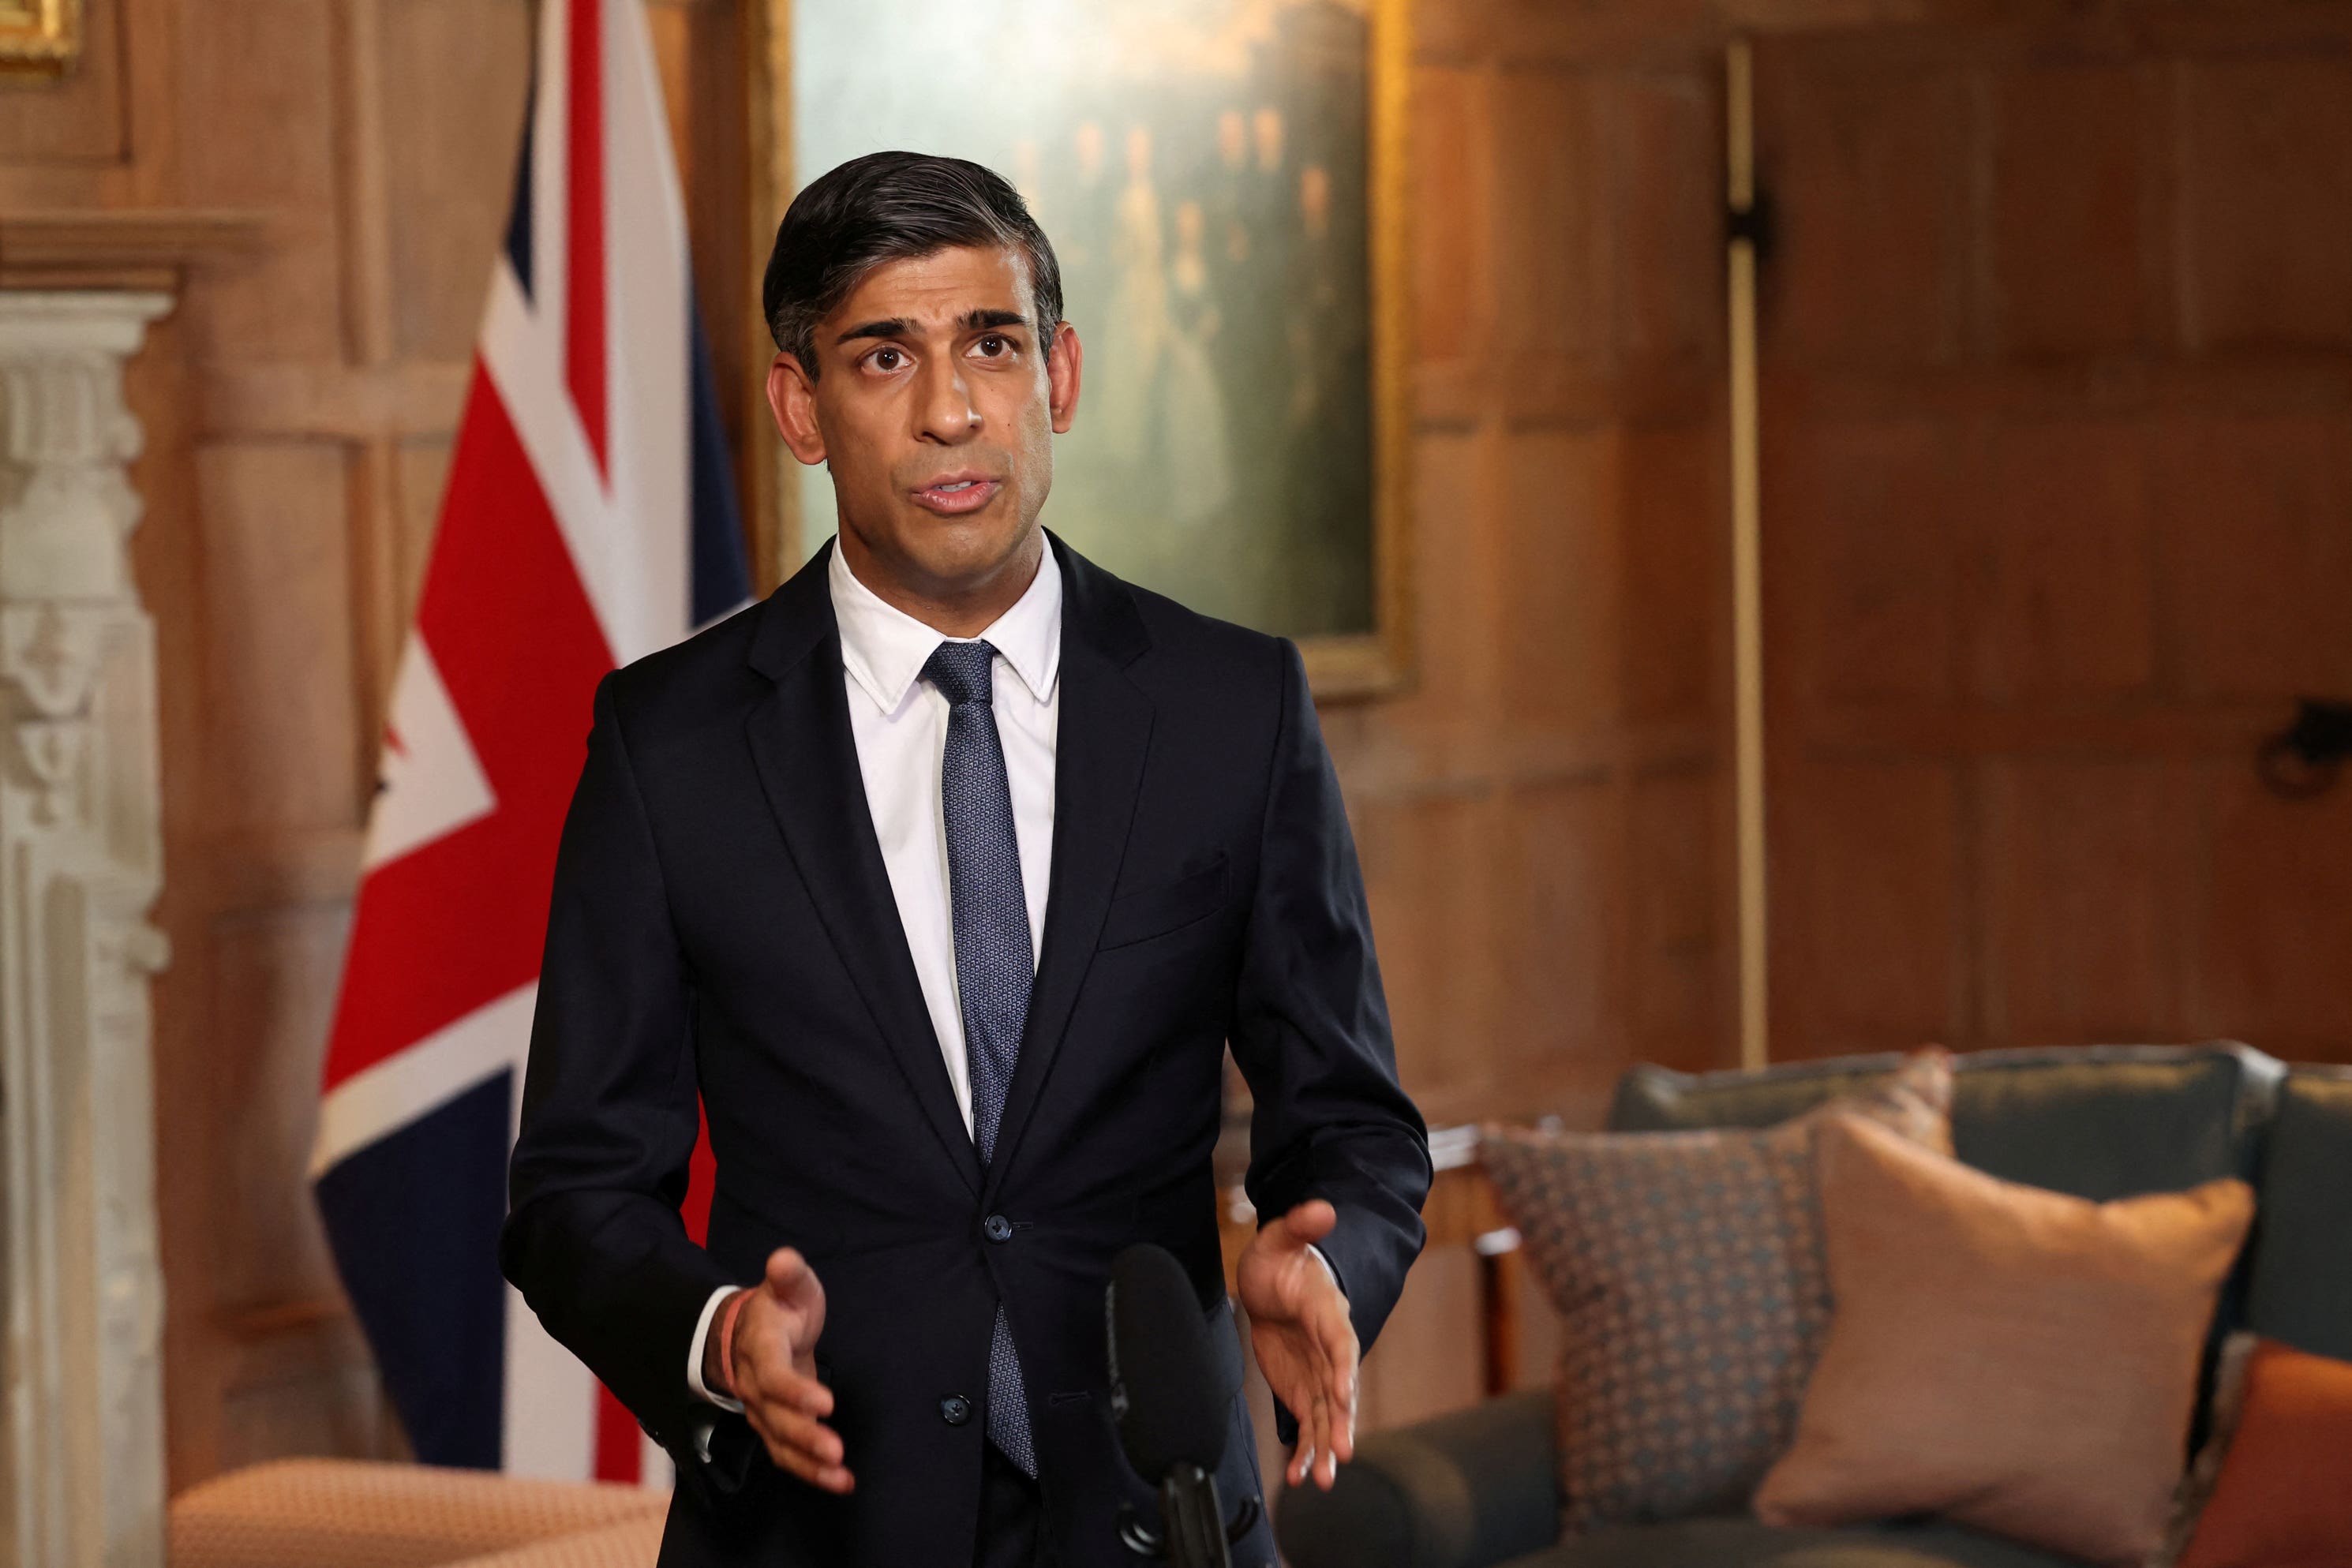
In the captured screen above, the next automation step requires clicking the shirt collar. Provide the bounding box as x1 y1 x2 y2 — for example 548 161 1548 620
827 536 1063 715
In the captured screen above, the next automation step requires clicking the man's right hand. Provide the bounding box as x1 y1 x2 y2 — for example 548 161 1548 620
705 1248 852 1493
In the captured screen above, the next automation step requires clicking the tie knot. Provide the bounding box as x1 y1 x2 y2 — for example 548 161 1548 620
921 639 997 708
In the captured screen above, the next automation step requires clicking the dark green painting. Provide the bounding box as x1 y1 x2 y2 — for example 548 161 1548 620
791 0 1380 642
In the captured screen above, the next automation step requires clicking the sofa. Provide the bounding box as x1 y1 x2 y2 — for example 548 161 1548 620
1276 1042 2352 1568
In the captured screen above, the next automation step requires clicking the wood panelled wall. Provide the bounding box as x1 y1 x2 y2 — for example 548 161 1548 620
1335 0 1739 1429
1358 3 1735 1132
1755 8 2352 1065
6 0 2346 1492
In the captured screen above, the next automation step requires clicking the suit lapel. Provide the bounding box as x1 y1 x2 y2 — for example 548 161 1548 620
985 537 1154 1197
743 545 981 1196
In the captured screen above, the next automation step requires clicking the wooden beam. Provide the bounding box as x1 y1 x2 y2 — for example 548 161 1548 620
0 209 267 292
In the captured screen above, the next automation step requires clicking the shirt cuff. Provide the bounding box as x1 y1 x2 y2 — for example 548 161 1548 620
687 1284 747 1414
1306 1242 1346 1304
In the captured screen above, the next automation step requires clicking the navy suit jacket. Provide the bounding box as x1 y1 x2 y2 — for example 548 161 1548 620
500 533 1430 1566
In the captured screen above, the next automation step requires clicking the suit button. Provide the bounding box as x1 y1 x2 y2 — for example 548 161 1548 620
983 1214 1013 1242
940 1394 971 1426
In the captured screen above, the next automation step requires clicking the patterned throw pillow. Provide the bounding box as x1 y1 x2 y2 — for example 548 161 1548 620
1478 1048 1953 1531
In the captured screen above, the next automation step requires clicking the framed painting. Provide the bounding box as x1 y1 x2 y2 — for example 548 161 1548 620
753 0 1413 697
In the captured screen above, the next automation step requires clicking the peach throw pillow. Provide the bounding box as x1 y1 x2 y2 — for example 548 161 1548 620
1753 1113 2255 1567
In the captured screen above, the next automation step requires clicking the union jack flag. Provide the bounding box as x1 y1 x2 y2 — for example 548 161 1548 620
312 0 748 1486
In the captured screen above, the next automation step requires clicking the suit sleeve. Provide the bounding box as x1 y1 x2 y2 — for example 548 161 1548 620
1227 638 1432 1372
499 670 742 1477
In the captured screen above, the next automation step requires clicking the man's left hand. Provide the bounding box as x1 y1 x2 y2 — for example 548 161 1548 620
1236 1198 1356 1491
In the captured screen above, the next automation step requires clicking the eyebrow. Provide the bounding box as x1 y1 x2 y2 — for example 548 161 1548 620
833 308 1032 346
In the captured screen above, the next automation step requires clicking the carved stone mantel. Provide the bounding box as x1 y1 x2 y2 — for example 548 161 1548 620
0 290 172 1568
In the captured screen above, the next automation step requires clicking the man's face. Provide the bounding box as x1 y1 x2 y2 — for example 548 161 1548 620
768 244 1082 601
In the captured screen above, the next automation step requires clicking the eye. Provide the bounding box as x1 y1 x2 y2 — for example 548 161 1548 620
865 346 906 372
973 334 1012 358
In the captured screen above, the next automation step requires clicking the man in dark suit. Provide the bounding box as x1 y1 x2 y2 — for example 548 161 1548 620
500 151 1429 1567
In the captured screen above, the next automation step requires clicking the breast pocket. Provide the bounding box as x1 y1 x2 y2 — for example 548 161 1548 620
1097 850 1230 951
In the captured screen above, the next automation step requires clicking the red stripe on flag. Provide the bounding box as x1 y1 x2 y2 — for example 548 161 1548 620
322 365 615 1091
593 1102 714 1484
566 0 608 477
595 1382 641 1484
685 1099 716 1244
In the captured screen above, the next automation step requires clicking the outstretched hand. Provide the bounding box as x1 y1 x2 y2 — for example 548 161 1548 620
1236 1199 1357 1491
708 1248 853 1493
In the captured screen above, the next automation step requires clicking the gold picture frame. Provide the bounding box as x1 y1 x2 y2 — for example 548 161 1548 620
0 0 79 76
747 0 1414 701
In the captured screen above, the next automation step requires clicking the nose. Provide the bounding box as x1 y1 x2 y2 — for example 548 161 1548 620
914 354 980 445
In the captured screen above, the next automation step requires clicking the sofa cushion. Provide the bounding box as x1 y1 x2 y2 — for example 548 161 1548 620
1753 1116 2253 1566
2245 1067 2352 1362
168 1459 667 1568
1273 1389 1562 1568
444 1517 666 1568
2174 1336 2352 1568
1609 1044 2279 1202
1481 1052 1953 1528
1503 1516 2086 1568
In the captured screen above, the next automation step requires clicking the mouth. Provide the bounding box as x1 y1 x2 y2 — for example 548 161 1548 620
908 473 1005 517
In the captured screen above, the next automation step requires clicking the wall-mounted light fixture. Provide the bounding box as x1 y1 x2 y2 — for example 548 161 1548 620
2259 699 2352 799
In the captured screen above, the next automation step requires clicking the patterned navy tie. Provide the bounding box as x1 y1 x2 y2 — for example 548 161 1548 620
920 638 1037 1477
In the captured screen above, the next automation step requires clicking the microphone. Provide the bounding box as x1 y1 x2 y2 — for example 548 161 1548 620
1106 1244 1251 1566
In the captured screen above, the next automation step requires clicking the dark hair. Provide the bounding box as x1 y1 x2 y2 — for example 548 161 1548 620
762 151 1064 376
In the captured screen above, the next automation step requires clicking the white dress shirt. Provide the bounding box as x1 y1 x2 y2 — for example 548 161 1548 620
830 537 1063 1133
685 539 1062 1416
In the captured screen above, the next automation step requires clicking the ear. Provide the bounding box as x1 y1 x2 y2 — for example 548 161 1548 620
766 354 827 466
1046 322 1083 436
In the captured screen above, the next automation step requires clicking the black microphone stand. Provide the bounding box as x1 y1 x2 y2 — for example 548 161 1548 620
1114 1468 1260 1564
1158 1463 1233 1568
